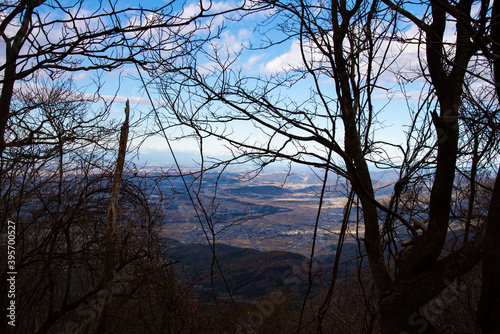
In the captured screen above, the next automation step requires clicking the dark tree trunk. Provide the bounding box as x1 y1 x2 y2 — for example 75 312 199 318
477 0 500 330
477 163 500 333
0 1 37 156
380 297 440 334
381 232 483 333
0 76 15 155
94 100 129 334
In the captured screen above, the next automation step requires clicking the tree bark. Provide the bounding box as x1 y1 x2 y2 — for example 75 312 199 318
477 163 500 333
381 230 483 333
0 0 39 155
94 100 129 334
394 0 476 281
477 1 500 329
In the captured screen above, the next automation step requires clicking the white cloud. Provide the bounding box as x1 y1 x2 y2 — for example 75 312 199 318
72 71 91 81
263 40 305 74
179 0 245 33
243 54 265 71
216 29 252 55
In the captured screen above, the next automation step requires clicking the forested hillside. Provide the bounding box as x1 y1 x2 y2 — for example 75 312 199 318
1 0 499 333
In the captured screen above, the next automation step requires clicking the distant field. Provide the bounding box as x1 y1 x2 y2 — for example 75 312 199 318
160 171 362 257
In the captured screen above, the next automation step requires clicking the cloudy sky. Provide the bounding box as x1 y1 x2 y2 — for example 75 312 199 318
5 0 479 165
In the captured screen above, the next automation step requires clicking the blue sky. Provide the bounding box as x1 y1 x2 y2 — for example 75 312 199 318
5 0 474 166
94 0 422 163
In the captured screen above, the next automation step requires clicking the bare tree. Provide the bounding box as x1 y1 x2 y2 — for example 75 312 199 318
0 0 241 157
0 81 183 333
477 0 500 331
94 100 129 334
1 2 271 332
150 0 500 332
